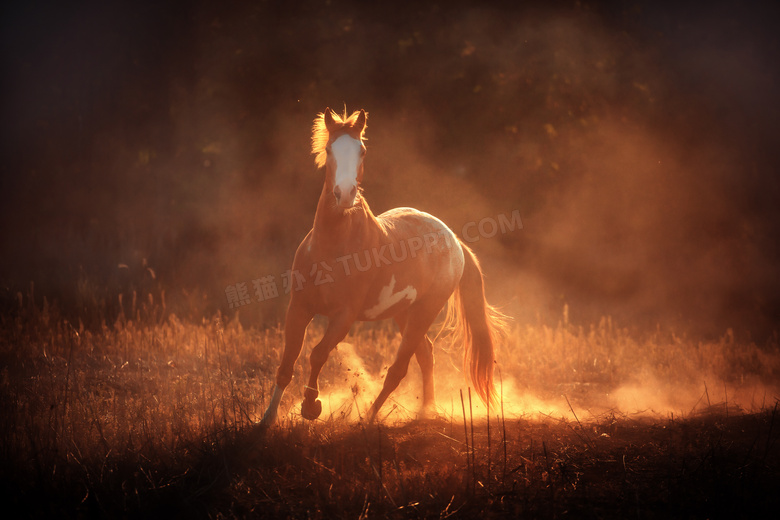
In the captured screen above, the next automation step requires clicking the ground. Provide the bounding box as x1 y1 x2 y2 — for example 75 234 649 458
1 303 778 518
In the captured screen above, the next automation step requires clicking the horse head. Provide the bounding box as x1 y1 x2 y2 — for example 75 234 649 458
312 108 367 209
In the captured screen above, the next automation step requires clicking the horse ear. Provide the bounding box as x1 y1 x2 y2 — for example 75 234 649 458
355 109 367 134
323 108 337 132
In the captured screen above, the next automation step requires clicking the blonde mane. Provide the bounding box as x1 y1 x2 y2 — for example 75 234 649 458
311 108 368 168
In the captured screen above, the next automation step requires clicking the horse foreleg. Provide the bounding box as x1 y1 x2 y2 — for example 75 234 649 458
260 304 313 427
301 313 354 420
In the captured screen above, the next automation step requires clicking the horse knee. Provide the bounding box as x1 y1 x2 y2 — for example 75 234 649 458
309 345 331 369
386 362 408 383
276 366 294 388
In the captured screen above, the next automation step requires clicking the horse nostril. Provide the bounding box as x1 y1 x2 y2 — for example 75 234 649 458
349 186 357 199
333 185 342 201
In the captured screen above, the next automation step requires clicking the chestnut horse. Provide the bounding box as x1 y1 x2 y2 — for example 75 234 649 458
260 108 506 425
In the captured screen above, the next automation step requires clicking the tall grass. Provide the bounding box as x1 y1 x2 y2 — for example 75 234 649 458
1 289 778 517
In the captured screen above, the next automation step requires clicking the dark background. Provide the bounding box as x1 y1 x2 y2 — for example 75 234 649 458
2 0 779 339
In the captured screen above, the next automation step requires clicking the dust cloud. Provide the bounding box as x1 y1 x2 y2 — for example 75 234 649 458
2 2 779 415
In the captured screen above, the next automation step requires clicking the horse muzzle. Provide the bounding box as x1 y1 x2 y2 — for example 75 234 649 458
333 184 358 208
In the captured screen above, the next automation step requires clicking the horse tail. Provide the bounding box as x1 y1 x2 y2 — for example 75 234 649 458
444 240 509 406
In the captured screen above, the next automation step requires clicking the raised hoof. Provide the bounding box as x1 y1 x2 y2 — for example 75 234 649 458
301 399 323 420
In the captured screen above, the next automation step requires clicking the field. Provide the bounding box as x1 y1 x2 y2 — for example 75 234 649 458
2 290 779 519
3 1 780 518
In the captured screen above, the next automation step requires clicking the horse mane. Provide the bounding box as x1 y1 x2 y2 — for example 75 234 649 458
312 108 368 168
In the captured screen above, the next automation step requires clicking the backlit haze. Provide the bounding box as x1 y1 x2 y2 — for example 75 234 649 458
2 0 779 419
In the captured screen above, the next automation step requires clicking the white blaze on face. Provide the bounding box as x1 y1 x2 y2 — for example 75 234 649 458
364 275 417 320
330 134 363 208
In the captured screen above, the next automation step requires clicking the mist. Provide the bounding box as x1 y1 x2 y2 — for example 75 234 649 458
2 0 779 342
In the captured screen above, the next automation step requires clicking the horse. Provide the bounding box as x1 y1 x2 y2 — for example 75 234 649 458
260 108 507 425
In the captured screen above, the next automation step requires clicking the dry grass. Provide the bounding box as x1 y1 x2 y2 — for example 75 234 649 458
1 291 779 518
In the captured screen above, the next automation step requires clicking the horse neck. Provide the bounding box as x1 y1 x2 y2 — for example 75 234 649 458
312 183 379 246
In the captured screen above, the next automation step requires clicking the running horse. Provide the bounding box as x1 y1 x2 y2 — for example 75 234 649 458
260 108 506 425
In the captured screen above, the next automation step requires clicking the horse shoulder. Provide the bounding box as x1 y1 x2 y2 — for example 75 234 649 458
291 231 315 268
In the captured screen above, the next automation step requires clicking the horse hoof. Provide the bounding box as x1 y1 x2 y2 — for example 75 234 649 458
301 399 322 420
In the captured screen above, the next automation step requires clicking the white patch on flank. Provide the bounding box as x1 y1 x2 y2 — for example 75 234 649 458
364 275 417 319
331 134 362 191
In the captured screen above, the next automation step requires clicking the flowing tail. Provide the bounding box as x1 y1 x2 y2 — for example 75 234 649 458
445 240 510 406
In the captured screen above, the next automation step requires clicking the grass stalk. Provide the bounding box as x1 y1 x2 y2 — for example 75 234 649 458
460 389 470 495
564 394 594 449
500 369 507 484
468 387 476 495
486 391 491 495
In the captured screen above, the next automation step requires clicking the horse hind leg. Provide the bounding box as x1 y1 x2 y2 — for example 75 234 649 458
416 335 436 417
395 313 436 418
369 299 443 422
